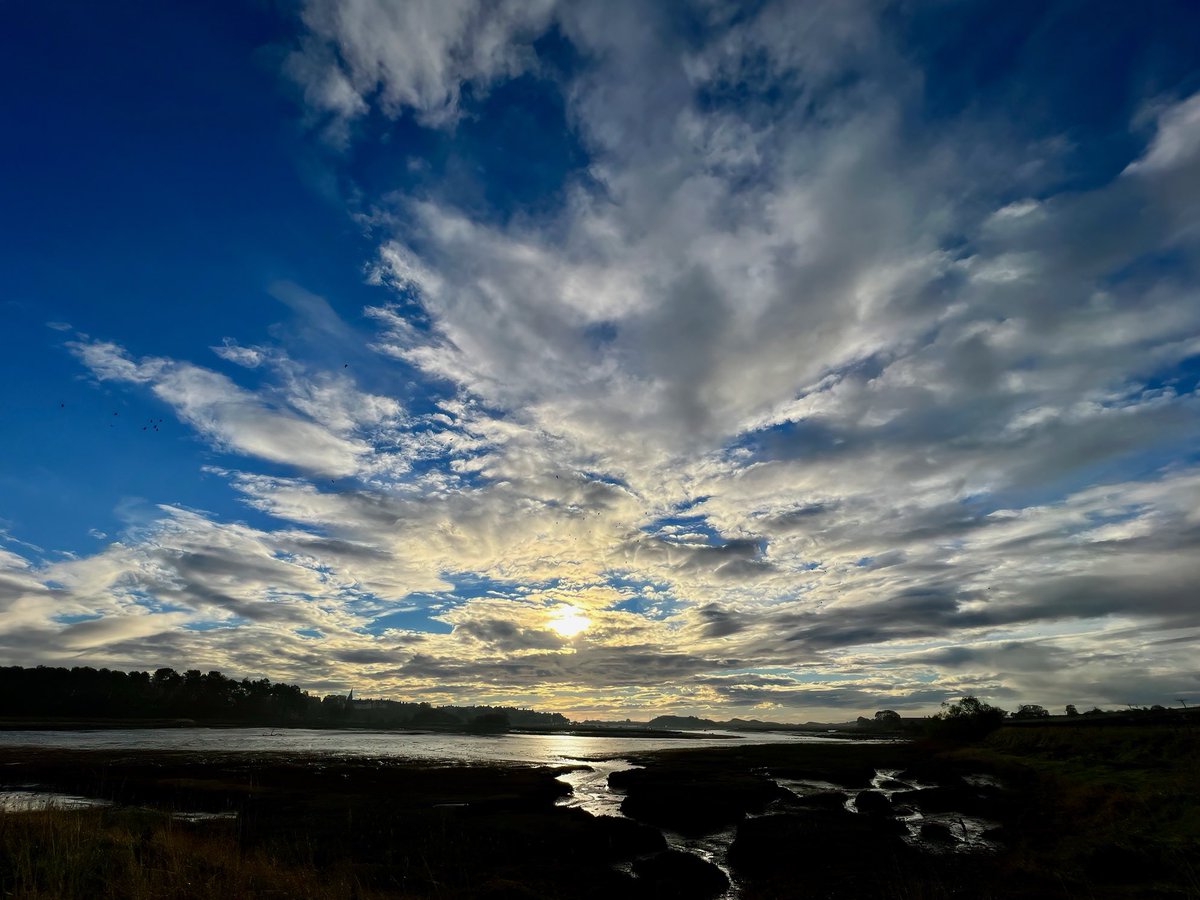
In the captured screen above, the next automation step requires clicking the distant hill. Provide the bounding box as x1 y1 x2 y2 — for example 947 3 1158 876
644 714 854 732
646 715 722 730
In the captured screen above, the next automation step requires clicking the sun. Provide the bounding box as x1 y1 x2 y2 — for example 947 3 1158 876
547 606 591 638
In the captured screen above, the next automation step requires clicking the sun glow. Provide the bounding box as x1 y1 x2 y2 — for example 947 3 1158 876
547 606 591 638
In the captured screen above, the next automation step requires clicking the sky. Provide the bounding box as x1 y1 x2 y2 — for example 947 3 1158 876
2 1 1200 721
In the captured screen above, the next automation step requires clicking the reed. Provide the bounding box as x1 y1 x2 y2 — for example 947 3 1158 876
0 805 394 900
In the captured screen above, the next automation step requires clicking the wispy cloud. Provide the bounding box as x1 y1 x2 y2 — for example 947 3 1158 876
285 0 557 140
71 340 373 477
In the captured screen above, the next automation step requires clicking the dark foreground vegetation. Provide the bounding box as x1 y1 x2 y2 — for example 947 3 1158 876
0 749 659 899
2 716 1198 898
614 722 1200 898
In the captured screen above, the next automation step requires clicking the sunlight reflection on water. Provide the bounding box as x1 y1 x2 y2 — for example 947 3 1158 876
0 727 845 764
555 759 638 817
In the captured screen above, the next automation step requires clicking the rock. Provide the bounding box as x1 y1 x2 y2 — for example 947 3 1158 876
613 768 788 836
895 764 976 789
632 849 729 899
854 790 892 816
892 785 998 817
877 778 911 791
591 814 668 859
919 821 959 844
789 790 847 811
730 812 911 895
772 763 877 789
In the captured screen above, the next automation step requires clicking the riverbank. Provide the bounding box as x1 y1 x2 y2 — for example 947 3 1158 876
1 723 1196 898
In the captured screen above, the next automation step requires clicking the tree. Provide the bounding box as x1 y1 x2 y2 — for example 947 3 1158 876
1012 704 1049 719
928 695 1008 741
1065 704 1078 716
874 710 901 727
468 712 511 733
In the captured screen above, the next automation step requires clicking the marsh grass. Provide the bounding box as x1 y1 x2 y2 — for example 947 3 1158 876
948 725 1200 896
0 805 393 899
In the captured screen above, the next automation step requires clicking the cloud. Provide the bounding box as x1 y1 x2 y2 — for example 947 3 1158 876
212 339 269 368
455 617 566 652
697 604 749 639
71 340 370 476
1125 93 1200 175
285 0 557 138
28 3 1200 718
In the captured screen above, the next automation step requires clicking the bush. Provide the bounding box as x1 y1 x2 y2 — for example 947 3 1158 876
1012 704 1050 720
927 695 1008 741
874 709 902 726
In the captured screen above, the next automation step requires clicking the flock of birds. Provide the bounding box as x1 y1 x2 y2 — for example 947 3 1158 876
61 402 166 433
67 366 352 431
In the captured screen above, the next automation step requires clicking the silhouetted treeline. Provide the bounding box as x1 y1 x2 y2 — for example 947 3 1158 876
0 666 316 723
0 666 571 730
922 696 1200 742
342 698 569 729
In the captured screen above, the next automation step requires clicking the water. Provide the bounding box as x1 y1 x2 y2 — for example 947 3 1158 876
555 759 638 816
0 789 110 812
0 726 847 766
775 766 1002 854
0 787 237 822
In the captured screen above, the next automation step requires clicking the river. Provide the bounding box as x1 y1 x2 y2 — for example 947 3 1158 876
0 725 852 765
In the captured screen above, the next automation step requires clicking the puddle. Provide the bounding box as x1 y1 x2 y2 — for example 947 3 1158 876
872 768 934 795
774 776 846 795
0 789 111 812
0 787 236 824
172 810 237 823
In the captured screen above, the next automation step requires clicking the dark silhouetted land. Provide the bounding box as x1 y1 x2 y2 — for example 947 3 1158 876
2 717 1198 898
0 665 568 732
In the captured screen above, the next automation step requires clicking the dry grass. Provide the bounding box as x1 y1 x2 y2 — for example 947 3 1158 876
951 725 1200 897
0 806 398 900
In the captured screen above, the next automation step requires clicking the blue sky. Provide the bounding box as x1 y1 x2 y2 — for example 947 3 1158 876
2 1 1199 719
